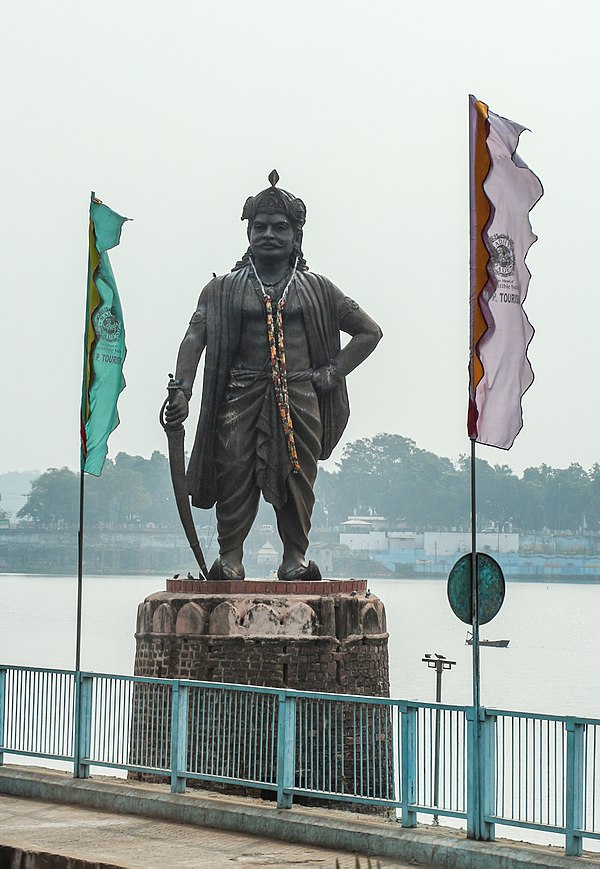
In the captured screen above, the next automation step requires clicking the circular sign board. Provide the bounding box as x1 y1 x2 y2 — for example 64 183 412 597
447 552 505 626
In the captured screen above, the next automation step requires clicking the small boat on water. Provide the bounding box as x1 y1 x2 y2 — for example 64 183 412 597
466 631 509 648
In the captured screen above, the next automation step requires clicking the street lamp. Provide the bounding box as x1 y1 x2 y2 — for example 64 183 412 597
422 653 457 824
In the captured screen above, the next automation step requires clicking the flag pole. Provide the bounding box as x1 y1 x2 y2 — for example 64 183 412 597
466 94 541 841
75 193 128 774
470 438 480 712
74 466 85 778
76 192 93 676
469 436 482 839
75 468 85 672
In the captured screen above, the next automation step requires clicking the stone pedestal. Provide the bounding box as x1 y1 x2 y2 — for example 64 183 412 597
134 578 389 695
132 578 391 808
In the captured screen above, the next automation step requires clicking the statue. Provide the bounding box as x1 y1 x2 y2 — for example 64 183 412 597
164 171 382 581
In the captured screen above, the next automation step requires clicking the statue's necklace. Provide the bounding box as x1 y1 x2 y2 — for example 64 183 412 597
261 272 290 290
250 258 300 473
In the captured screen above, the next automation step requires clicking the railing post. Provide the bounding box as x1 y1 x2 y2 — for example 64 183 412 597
400 703 417 827
565 717 584 857
479 708 496 841
74 672 92 779
276 691 296 809
0 667 6 766
466 705 479 838
170 681 189 794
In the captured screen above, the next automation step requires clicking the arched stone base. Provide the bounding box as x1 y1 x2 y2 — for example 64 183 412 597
132 578 391 810
135 579 389 695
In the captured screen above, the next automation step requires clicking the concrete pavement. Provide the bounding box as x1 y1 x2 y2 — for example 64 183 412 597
0 792 414 868
0 766 597 868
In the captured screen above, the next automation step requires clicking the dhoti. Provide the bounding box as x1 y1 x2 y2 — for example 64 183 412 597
214 370 322 558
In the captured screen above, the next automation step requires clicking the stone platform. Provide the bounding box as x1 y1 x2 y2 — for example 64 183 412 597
166 577 367 595
135 577 387 693
133 576 391 808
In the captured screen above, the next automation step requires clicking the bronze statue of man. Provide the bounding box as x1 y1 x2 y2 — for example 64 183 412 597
165 171 382 581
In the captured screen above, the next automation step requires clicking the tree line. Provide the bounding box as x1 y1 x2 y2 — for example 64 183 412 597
17 452 180 529
13 434 600 533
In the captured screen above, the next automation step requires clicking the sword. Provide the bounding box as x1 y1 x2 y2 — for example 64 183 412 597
159 374 209 581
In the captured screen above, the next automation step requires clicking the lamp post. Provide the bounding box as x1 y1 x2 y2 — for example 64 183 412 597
422 654 457 824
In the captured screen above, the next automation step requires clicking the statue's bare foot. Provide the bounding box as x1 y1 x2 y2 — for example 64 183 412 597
277 561 322 581
208 557 245 581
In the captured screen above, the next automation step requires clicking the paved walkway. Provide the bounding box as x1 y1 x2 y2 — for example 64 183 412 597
0 767 595 869
0 793 416 868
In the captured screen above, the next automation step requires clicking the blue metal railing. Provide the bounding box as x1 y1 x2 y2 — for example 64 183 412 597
0 665 597 856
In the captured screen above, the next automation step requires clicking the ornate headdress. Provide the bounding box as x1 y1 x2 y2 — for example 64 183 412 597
233 170 309 272
241 170 307 228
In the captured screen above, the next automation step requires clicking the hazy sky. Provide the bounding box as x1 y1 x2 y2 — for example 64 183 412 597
1 0 598 478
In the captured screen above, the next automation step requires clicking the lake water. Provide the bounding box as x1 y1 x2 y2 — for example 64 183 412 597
2 573 599 850
1 573 598 717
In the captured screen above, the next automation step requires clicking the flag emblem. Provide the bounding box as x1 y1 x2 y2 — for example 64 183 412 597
490 234 515 278
93 308 123 342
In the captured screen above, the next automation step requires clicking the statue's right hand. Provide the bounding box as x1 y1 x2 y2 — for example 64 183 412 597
164 391 189 427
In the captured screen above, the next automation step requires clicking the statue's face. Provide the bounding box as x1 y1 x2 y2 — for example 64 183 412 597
249 211 295 263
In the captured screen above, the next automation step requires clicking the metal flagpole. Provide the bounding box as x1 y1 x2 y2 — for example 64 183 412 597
470 438 480 713
74 466 86 778
74 193 129 776
470 436 482 838
75 469 85 672
75 196 91 779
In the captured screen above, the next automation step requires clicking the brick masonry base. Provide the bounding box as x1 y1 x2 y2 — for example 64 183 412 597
132 577 391 810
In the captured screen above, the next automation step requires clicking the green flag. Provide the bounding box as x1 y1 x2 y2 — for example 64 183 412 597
80 193 129 475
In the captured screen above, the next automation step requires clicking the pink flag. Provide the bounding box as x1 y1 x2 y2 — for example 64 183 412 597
468 95 543 449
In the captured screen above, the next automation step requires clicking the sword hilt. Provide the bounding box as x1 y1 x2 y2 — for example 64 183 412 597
159 373 185 432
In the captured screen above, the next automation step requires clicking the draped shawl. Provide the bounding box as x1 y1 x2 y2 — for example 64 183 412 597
187 266 350 508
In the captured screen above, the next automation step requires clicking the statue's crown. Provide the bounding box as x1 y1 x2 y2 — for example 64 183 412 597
241 170 307 227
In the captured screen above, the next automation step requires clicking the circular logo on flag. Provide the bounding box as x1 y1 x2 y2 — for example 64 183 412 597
93 308 122 343
490 233 515 278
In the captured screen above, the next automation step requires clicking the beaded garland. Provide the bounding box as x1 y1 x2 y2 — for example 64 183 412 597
250 258 301 473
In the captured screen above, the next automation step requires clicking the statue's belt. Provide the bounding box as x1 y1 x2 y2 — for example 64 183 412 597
228 367 313 388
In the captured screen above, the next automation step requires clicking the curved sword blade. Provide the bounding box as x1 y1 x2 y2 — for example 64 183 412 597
161 414 209 581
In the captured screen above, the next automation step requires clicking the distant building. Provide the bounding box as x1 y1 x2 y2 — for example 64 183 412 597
423 531 519 556
340 519 520 558
257 541 279 569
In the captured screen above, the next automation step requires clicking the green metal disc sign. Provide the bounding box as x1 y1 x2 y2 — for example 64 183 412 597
447 552 505 626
